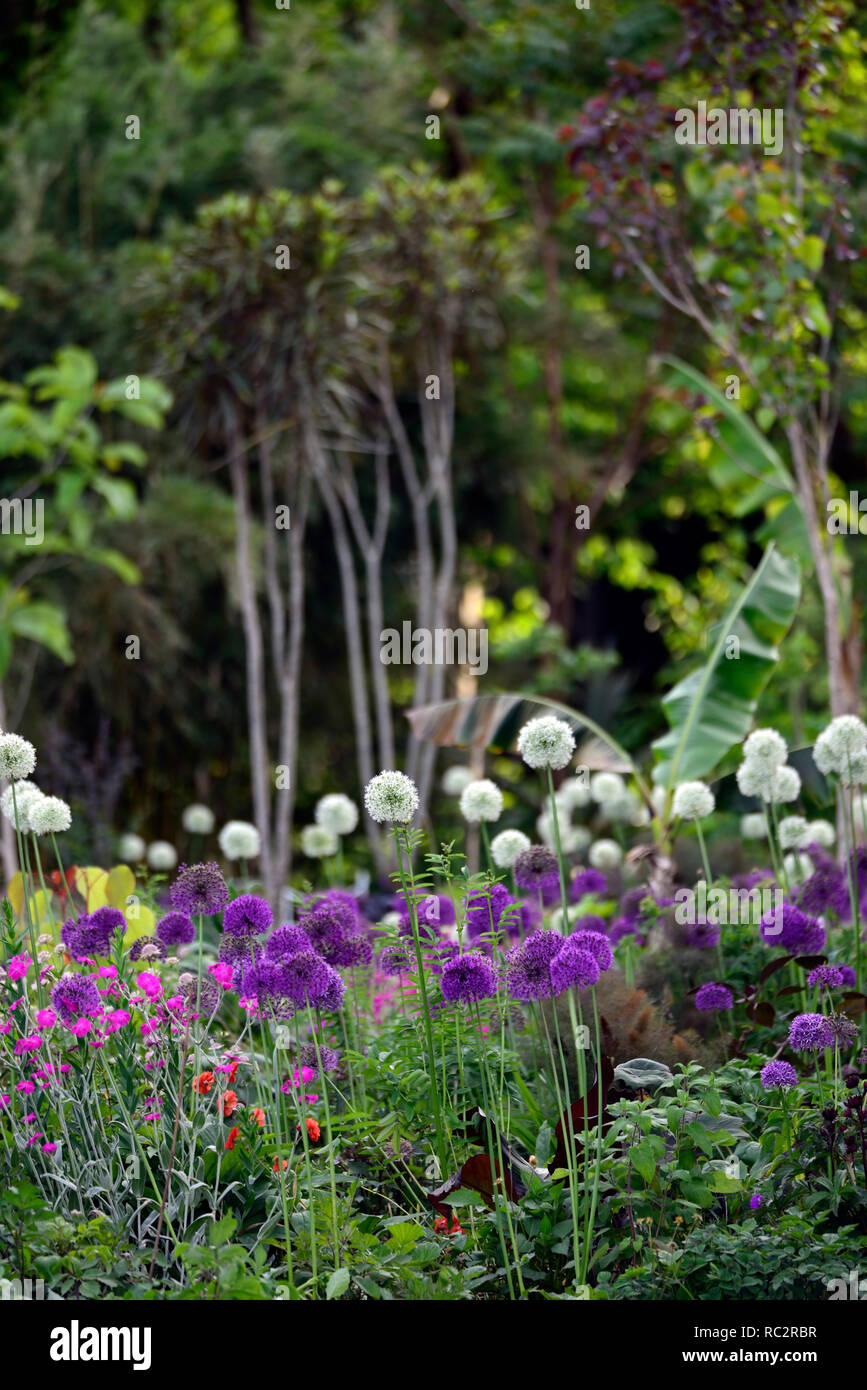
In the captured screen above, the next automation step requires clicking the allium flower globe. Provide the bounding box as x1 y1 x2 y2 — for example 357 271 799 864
170 862 229 915
441 765 473 796
550 941 600 993
588 839 622 871
314 793 359 836
590 771 625 803
119 832 146 862
459 778 503 824
742 729 788 767
672 781 715 821
805 819 835 848
218 820 261 860
182 803 215 835
778 815 809 850
156 912 196 947
28 796 72 836
557 776 592 810
571 928 613 972
440 952 499 1004
490 828 531 868
788 1012 834 1052
770 765 801 803
364 770 419 824
0 780 41 832
695 982 734 1011
147 841 177 871
0 733 36 781
740 813 767 839
760 1060 798 1090
301 824 338 859
516 715 575 770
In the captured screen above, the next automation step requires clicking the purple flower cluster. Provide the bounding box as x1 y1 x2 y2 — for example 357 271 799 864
61 907 125 960
241 947 345 1019
504 931 563 1002
695 981 734 1012
379 942 412 976
788 1012 834 1052
550 939 600 992
798 864 850 920
514 846 560 906
52 974 102 1026
170 862 230 916
571 928 614 972
760 903 825 955
127 935 167 962
224 894 273 937
465 883 519 946
807 964 845 991
760 1060 798 1090
440 952 499 1004
683 919 720 950
156 911 195 947
570 868 607 903
265 925 310 962
299 899 371 969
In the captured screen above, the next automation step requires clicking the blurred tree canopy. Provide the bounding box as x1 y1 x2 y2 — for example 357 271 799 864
1 0 866 868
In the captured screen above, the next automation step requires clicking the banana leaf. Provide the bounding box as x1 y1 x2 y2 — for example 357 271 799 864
652 543 800 789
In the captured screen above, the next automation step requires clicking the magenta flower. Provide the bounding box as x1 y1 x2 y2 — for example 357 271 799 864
42 1142 58 1154
210 962 233 988
35 1008 57 1029
136 971 163 1000
70 1018 92 1037
14 1034 42 1053
7 954 31 982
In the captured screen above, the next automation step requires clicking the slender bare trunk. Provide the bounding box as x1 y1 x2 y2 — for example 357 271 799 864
0 685 18 888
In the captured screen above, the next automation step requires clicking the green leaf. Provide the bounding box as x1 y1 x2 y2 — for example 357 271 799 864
795 236 825 273
326 1267 351 1300
9 601 73 665
652 544 800 788
629 1143 656 1183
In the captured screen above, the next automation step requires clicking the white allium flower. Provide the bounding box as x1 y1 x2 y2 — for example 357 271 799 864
147 840 178 871
301 823 338 858
490 828 532 869
742 728 788 768
364 770 419 824
770 765 800 803
28 796 71 835
602 789 642 824
218 820 261 859
588 838 623 870
823 714 867 758
650 785 669 817
516 715 575 770
804 819 835 848
838 749 867 786
736 759 774 800
812 729 838 777
182 803 215 834
784 851 812 882
459 778 504 824
590 771 625 803
441 765 474 797
315 793 359 836
537 810 591 855
672 780 715 821
557 776 592 810
740 813 767 839
778 814 809 850
379 910 402 929
118 832 146 862
0 780 42 832
0 733 36 781
549 904 583 932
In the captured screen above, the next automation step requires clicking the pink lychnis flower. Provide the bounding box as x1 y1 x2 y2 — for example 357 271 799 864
104 1009 131 1033
69 1018 92 1038
136 972 163 1000
35 1008 57 1029
7 954 31 982
210 962 233 988
14 1035 42 1054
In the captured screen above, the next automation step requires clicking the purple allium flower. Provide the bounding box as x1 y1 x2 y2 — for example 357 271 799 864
170 862 229 916
238 959 293 1019
127 935 168 962
570 868 607 903
504 930 564 1002
550 940 600 993
396 892 455 930
265 925 310 962
683 919 721 950
760 1060 798 1090
156 911 196 947
331 932 373 968
798 864 850 919
695 982 734 1012
839 965 857 987
299 901 357 961
310 888 363 923
317 966 346 1013
223 894 272 937
277 951 345 1010
749 1193 763 1210
179 973 220 1018
298 1043 340 1077
51 975 102 1026
440 952 499 1004
427 940 460 976
570 928 613 972
573 913 607 934
62 908 125 960
514 846 560 905
807 964 845 991
379 943 412 975
760 903 825 954
465 883 517 944
609 915 645 946
788 1012 835 1052
826 1012 859 1048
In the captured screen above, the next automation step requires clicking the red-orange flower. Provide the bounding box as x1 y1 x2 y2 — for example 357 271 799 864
225 1126 240 1151
193 1071 215 1095
221 1089 239 1117
303 1116 320 1143
434 1214 463 1237
272 1156 288 1172
250 1107 266 1127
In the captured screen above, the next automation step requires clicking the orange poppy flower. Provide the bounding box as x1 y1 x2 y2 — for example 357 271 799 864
225 1126 240 1151
304 1117 320 1143
250 1107 266 1127
273 1156 288 1172
193 1071 215 1095
221 1090 239 1117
